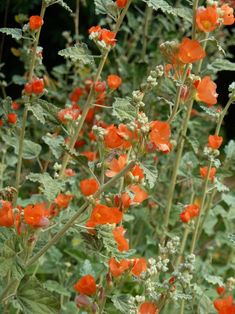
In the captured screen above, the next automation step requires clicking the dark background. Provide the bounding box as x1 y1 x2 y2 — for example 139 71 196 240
0 0 234 139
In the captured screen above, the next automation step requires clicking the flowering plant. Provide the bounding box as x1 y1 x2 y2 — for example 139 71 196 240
0 0 235 313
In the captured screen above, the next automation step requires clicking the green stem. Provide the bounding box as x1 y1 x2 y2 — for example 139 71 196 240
179 299 185 314
74 0 80 43
13 107 28 206
162 99 194 238
26 160 135 267
175 226 189 267
167 65 189 124
190 162 212 253
192 0 199 40
141 5 153 59
13 2 46 206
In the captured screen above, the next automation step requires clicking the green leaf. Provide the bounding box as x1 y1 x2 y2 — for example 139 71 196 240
36 99 59 124
80 259 95 277
112 97 136 121
228 234 235 246
1 134 41 160
43 280 71 297
12 75 27 85
16 277 60 314
22 140 42 159
94 0 118 18
143 0 192 22
42 134 64 159
203 213 218 236
28 103 46 124
26 172 65 202
45 0 72 13
140 163 158 189
112 295 133 313
58 44 94 65
204 274 224 286
0 28 22 40
207 59 235 73
0 237 24 280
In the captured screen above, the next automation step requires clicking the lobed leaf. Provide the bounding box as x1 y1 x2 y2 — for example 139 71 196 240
143 0 192 22
112 97 136 121
58 43 95 65
0 28 22 40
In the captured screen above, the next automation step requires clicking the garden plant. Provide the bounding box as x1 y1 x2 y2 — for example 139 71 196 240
0 0 235 313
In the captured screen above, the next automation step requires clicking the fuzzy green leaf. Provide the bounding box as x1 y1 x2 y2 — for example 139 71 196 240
42 134 64 159
1 135 41 160
140 163 158 189
0 28 22 40
94 0 118 18
26 172 65 202
58 44 94 65
16 277 60 314
203 274 224 286
207 59 235 73
0 236 24 280
112 97 136 121
28 103 46 124
112 295 133 313
143 0 192 22
43 280 71 297
45 0 72 13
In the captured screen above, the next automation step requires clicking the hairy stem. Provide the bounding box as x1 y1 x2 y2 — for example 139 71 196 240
13 2 46 206
141 5 153 59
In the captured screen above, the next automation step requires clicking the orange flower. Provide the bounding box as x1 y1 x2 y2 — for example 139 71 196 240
129 185 148 203
70 87 83 103
80 178 99 196
106 154 127 178
216 286 226 295
131 258 147 276
117 124 137 148
29 15 44 30
32 78 44 94
113 226 129 252
99 29 116 46
86 204 123 228
194 76 218 106
138 302 159 314
8 113 17 124
200 166 216 180
180 211 191 223
185 204 200 218
214 295 235 314
177 38 206 64
24 203 50 227
0 200 14 227
208 135 223 149
149 121 171 153
131 165 144 181
74 274 96 296
221 4 235 25
109 258 130 277
120 192 131 209
107 75 122 90
104 125 123 149
196 6 219 32
116 0 127 8
88 25 102 34
54 194 73 209
81 151 97 161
